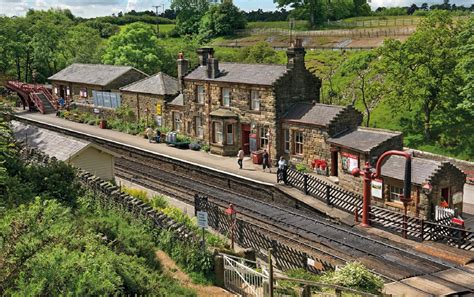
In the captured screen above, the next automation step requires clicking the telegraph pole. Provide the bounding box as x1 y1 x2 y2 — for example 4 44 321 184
152 5 163 36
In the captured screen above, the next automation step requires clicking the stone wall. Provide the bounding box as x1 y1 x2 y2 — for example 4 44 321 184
106 69 148 90
121 92 167 121
182 80 278 157
282 122 331 170
327 106 363 137
337 148 367 194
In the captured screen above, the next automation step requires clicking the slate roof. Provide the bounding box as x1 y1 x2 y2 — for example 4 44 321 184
11 121 89 161
185 63 287 85
120 72 178 95
48 63 147 86
168 93 184 106
327 128 402 153
381 155 444 185
210 109 238 118
283 103 346 127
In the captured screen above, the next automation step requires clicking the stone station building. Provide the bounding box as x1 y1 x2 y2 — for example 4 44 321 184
175 41 322 157
48 63 147 103
120 72 179 122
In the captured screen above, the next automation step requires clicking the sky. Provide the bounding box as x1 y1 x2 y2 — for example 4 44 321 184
0 0 472 18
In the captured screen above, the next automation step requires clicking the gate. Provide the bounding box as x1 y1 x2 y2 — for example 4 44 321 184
223 254 269 297
435 205 455 223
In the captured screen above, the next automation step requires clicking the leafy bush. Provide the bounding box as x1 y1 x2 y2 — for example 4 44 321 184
201 144 210 152
151 194 169 209
295 163 310 173
176 134 191 143
320 262 384 294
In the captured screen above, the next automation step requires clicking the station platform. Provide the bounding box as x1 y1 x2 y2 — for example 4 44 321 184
12 111 474 267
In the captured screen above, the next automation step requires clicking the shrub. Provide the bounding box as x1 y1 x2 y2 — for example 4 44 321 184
320 262 384 294
295 163 310 173
201 144 210 152
150 195 169 209
176 134 190 143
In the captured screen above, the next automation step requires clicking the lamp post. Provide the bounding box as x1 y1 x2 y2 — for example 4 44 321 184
352 150 412 228
225 204 237 250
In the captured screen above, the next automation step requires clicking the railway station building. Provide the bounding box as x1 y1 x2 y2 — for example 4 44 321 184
48 63 147 107
175 40 322 157
120 72 179 122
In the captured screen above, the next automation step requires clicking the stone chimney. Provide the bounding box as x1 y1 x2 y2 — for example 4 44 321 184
207 57 219 79
196 47 214 66
177 52 189 92
286 38 306 70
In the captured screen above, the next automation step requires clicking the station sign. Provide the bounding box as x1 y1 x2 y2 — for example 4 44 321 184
197 211 208 229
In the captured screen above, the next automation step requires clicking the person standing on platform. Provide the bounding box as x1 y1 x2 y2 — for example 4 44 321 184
237 148 244 169
145 126 154 143
277 156 288 184
155 129 161 143
262 149 271 173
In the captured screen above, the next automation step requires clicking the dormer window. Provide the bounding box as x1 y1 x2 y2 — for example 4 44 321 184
196 85 205 104
222 88 231 107
251 90 260 111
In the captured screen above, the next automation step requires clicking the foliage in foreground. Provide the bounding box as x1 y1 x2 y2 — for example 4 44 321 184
0 195 196 296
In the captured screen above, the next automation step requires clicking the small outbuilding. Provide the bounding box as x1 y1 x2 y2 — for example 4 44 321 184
120 72 179 122
380 155 466 219
12 121 118 181
327 127 403 193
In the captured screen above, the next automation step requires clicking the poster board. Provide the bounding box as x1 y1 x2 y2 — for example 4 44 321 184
341 152 359 173
371 179 383 199
156 104 162 116
197 211 208 229
452 191 463 205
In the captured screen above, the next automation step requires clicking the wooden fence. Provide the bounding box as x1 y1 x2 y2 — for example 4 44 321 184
284 168 474 251
235 27 415 38
195 195 337 273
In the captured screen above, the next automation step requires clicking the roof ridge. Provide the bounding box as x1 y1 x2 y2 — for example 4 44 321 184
219 62 286 67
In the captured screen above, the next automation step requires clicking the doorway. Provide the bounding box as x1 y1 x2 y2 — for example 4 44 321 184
241 124 250 155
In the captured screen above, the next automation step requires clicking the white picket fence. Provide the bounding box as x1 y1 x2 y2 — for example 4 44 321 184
435 205 455 222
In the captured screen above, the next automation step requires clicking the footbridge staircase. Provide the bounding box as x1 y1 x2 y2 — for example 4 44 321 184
5 81 56 114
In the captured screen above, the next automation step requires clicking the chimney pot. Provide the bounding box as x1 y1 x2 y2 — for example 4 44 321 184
177 53 189 92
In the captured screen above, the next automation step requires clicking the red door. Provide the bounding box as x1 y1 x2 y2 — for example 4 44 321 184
241 124 251 155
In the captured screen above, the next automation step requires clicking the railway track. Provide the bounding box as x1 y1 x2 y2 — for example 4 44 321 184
115 156 469 286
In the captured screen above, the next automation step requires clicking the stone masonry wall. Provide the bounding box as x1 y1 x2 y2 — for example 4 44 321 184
182 80 277 157
327 106 363 137
106 69 148 91
283 123 331 170
121 92 167 121
337 148 366 194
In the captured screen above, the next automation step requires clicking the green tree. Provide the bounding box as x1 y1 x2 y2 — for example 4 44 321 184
341 51 382 127
172 0 209 35
379 11 461 140
237 42 280 64
199 0 247 38
274 0 328 27
102 22 170 74
65 24 103 64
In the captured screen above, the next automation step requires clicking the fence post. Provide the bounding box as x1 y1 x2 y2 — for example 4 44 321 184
303 174 309 195
194 194 199 216
326 184 331 206
420 219 425 241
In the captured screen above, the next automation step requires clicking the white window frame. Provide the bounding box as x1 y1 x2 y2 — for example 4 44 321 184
80 88 88 98
294 131 304 155
66 87 71 96
173 112 182 132
259 127 269 149
195 117 203 138
389 185 403 202
214 122 223 144
197 85 205 104
226 124 233 145
54 87 58 95
284 129 290 153
251 90 260 111
222 88 231 107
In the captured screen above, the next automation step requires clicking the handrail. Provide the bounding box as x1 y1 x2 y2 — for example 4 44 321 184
29 93 45 114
